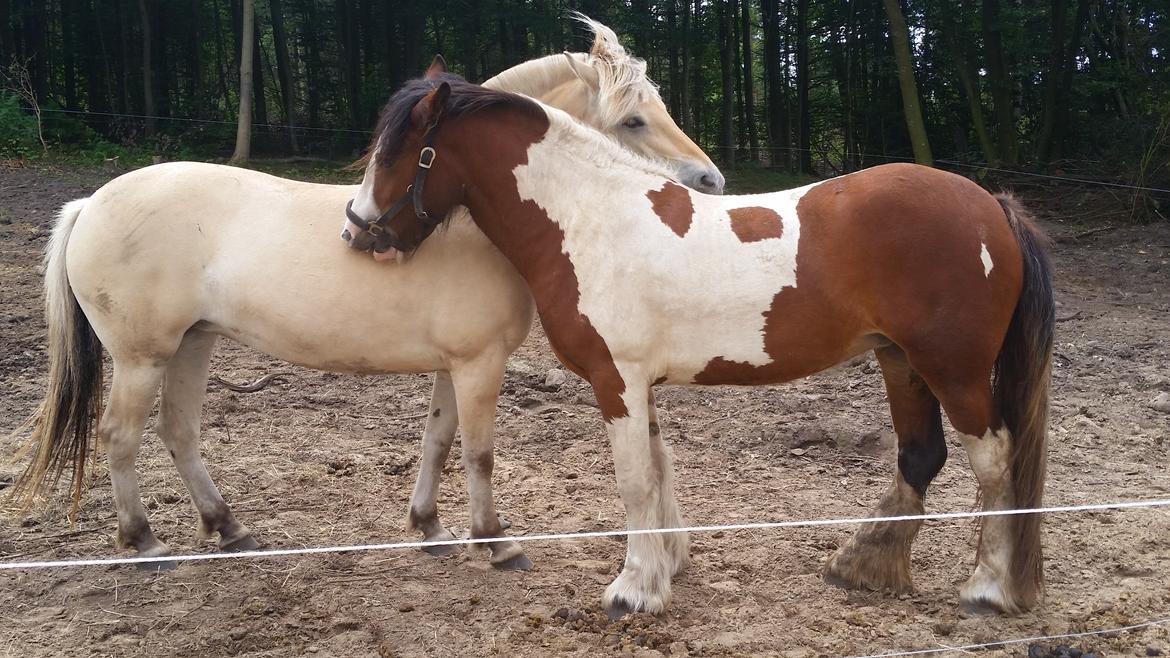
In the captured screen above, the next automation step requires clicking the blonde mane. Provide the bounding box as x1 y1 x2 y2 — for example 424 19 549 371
573 13 662 127
484 13 662 127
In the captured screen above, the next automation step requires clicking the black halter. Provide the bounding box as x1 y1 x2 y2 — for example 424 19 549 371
345 125 444 253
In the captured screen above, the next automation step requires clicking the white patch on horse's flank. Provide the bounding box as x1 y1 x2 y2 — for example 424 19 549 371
980 241 994 278
513 104 825 384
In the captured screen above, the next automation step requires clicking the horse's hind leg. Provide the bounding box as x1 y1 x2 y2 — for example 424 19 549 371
887 345 1027 613
406 370 461 556
824 344 946 592
155 329 256 551
102 361 169 559
450 354 530 570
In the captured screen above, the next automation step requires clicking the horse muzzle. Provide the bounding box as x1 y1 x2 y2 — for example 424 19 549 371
681 163 726 195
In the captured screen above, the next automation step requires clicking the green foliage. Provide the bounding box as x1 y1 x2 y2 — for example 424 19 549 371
0 93 39 156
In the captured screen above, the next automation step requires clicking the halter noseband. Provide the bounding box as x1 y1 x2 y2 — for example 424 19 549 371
346 124 444 253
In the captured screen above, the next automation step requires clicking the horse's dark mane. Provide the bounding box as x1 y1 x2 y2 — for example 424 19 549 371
371 73 540 167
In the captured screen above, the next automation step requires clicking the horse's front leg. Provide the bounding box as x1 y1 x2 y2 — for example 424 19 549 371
450 354 531 570
647 389 688 575
600 377 677 617
406 371 461 555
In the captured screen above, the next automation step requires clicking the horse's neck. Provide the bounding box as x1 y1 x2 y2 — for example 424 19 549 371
483 53 580 96
459 113 682 279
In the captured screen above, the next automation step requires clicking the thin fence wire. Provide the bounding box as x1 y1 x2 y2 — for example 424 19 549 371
3 497 1167 571
847 616 1170 658
19 106 1170 195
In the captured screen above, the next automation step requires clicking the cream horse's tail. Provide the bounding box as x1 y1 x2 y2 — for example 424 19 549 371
10 198 105 518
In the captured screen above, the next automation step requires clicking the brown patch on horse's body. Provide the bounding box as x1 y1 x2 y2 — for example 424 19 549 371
694 165 1022 403
727 207 783 243
646 181 694 238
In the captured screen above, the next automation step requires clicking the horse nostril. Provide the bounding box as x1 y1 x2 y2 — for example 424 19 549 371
699 170 726 195
341 229 352 242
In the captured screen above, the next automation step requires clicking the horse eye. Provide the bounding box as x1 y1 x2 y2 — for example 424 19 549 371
622 116 645 129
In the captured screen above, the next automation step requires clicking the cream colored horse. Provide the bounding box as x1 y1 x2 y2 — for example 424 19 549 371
13 20 722 570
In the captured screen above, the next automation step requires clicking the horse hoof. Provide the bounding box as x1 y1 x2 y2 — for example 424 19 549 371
138 559 178 572
421 542 462 558
822 569 853 591
491 553 533 572
960 597 1005 616
604 597 637 621
220 534 261 552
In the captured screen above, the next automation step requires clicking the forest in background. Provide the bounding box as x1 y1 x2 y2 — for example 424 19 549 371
1 1 1167 217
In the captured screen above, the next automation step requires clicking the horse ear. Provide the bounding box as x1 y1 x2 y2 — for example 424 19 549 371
420 81 451 127
562 51 599 91
425 54 447 79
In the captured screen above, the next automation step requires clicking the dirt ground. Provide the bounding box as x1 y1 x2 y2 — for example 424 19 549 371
1 161 1168 658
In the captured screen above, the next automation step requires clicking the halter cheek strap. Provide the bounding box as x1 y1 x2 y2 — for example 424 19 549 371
345 125 444 251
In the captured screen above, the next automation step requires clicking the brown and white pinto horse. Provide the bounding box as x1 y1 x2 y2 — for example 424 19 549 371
343 74 1055 617
11 20 720 571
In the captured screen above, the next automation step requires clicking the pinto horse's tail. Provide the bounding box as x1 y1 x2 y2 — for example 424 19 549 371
992 193 1055 610
9 198 105 518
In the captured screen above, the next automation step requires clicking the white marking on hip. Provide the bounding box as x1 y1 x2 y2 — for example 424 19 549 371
980 242 994 278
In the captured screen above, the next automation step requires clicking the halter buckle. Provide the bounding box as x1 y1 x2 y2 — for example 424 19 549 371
418 147 436 169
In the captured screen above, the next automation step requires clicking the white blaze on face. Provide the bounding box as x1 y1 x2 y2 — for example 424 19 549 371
511 113 820 386
345 148 384 238
980 242 994 278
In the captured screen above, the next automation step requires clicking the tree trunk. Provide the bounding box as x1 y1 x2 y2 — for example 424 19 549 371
740 0 758 161
795 0 811 173
982 0 1017 165
1038 0 1089 163
270 0 298 151
943 5 998 164
680 0 691 136
718 0 735 166
761 0 783 167
251 16 267 127
883 0 932 165
337 0 361 127
667 0 680 118
154 0 171 118
301 0 321 126
212 0 232 111
691 0 703 139
732 0 745 154
230 0 254 163
117 0 130 113
137 0 155 134
61 0 78 110
84 0 112 114
1033 0 1067 163
185 0 204 116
